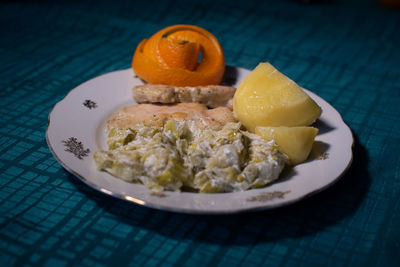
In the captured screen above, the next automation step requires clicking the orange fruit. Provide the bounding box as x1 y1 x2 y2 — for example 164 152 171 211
132 25 225 86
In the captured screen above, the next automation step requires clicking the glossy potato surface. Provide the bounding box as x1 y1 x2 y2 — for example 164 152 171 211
233 62 321 132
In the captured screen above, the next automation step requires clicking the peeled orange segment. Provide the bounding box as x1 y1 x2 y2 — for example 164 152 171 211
132 25 225 86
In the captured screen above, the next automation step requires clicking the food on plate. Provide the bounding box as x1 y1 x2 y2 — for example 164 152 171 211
132 24 225 86
132 84 235 108
255 126 318 165
105 103 236 131
95 55 323 193
233 62 322 132
94 120 286 193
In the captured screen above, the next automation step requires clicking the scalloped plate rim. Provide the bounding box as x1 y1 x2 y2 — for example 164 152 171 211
46 66 354 214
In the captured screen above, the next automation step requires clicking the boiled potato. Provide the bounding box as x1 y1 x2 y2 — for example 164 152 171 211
233 62 322 132
255 126 318 165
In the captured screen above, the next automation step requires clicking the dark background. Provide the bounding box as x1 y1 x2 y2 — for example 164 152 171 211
1 0 399 266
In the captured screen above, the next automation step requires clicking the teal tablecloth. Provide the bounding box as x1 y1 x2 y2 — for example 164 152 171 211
1 0 399 266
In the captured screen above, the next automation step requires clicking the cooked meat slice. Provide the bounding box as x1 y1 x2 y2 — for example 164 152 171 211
132 84 236 108
106 103 236 131
204 107 236 125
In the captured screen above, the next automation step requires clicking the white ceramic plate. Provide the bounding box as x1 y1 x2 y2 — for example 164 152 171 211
46 67 353 214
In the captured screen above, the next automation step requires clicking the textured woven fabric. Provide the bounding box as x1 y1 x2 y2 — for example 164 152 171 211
1 0 400 266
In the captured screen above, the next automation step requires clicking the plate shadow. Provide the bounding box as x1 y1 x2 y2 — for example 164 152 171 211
313 118 336 135
221 66 238 86
67 133 369 246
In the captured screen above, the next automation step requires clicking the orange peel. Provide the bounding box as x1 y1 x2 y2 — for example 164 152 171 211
132 24 225 86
